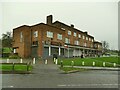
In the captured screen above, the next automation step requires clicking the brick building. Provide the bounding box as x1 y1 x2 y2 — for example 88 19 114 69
12 15 102 58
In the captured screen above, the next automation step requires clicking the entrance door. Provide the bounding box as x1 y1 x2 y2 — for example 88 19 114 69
43 47 49 58
31 46 38 58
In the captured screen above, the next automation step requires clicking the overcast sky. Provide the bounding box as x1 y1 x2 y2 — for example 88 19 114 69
0 1 118 50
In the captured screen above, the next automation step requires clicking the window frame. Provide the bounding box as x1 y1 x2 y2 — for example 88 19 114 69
47 31 53 38
78 34 81 38
68 30 71 35
20 32 23 42
57 34 62 40
74 32 77 37
65 38 70 44
33 31 38 37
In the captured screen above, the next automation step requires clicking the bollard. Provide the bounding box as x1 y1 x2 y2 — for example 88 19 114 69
71 61 74 67
55 59 58 65
7 59 9 63
45 59 48 64
93 62 95 66
54 58 56 64
113 63 116 67
103 62 105 67
33 58 36 64
12 62 15 71
20 58 23 63
60 60 63 67
82 61 84 66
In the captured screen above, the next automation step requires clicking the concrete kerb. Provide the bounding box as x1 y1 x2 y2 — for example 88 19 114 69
59 65 120 71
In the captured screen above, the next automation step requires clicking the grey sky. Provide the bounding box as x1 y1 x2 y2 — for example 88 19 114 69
1 1 118 50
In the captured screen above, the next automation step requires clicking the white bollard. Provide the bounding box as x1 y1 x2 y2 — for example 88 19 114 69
7 59 9 63
45 59 48 64
93 62 95 66
103 62 105 67
55 59 58 65
82 61 84 66
33 58 36 64
113 63 116 67
71 61 74 67
20 58 23 63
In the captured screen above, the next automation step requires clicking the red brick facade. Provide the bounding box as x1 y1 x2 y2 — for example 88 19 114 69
13 15 102 58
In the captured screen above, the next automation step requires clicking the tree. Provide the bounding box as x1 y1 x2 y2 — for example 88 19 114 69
2 31 13 51
102 41 109 54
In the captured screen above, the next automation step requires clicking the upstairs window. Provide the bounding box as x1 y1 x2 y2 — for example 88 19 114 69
57 34 62 40
83 35 85 39
78 34 81 38
65 38 70 44
33 31 38 37
47 31 53 38
89 38 91 41
20 32 23 42
74 32 77 37
68 30 71 35
92 39 94 42
86 37 88 40
74 40 79 45
84 42 87 47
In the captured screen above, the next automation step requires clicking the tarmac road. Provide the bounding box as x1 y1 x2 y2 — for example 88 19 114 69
1 63 119 88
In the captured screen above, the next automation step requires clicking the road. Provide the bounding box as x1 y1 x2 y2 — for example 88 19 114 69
1 61 119 88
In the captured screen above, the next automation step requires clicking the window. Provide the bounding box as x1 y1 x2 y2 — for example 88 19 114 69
74 40 79 45
84 42 87 47
47 31 53 38
68 30 71 35
92 39 94 42
83 35 85 39
74 32 77 37
78 34 81 38
57 34 62 40
13 49 16 53
89 38 91 41
98 45 101 48
86 37 88 40
65 38 70 44
20 32 23 42
33 31 38 37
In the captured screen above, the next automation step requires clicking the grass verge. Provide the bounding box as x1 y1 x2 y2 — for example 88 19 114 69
58 57 119 67
0 64 33 71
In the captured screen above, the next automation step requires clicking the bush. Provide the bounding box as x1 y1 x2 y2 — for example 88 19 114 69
9 54 20 59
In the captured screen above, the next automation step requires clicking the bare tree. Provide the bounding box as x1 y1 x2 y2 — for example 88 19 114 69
102 41 109 54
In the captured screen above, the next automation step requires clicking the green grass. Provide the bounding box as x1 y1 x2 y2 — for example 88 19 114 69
58 57 119 67
0 64 33 71
91 57 119 64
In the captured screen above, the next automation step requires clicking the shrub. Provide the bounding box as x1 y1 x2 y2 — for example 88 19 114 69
9 54 20 59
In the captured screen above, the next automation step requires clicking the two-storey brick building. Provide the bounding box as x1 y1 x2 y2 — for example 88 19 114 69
12 15 102 58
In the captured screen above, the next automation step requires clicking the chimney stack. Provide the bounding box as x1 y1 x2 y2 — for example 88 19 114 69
46 15 53 25
84 31 88 35
71 24 74 28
